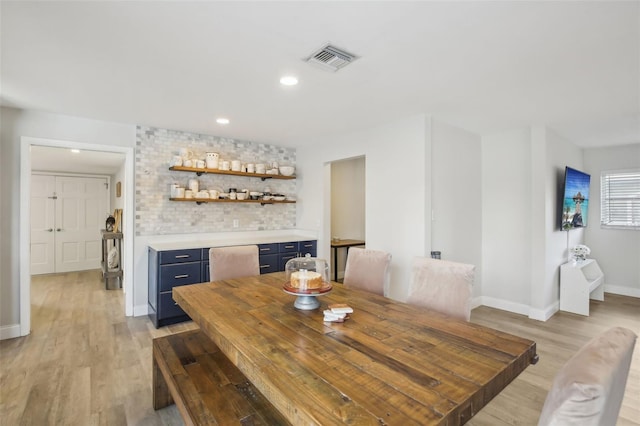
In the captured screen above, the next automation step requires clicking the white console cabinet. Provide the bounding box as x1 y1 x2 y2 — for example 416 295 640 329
560 259 604 316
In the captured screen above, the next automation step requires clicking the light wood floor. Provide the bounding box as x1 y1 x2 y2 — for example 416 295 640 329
0 270 638 425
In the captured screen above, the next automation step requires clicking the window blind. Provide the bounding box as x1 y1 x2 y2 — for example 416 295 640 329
600 170 640 229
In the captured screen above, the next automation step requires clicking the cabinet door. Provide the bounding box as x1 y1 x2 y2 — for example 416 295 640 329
299 240 317 257
279 253 298 271
159 262 202 292
202 260 210 282
259 254 279 274
158 292 187 319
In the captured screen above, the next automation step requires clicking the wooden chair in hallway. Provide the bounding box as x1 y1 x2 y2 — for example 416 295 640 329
209 245 260 281
342 247 392 296
538 326 637 426
406 257 475 321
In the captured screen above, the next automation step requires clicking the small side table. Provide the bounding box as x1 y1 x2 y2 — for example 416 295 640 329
330 239 365 282
101 230 123 290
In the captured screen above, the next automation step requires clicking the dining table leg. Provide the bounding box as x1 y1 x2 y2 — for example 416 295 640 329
333 246 338 282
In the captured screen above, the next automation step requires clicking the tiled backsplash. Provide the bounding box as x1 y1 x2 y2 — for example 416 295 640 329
135 126 296 236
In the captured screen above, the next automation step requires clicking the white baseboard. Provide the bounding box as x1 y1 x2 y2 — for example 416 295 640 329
474 296 531 316
529 301 559 322
0 324 21 341
475 289 640 323
134 304 149 317
605 285 640 298
473 295 558 321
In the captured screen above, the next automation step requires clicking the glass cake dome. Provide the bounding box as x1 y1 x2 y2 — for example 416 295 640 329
283 254 331 310
284 254 330 292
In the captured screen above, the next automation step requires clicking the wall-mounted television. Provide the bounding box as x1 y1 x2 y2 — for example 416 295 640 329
561 167 591 230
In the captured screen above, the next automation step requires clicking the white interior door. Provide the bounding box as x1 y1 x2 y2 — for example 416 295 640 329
30 175 56 274
55 176 108 272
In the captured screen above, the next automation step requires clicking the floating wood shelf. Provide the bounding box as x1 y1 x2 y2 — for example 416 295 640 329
169 197 296 206
169 166 296 180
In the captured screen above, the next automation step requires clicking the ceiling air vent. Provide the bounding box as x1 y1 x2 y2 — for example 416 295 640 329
305 43 358 72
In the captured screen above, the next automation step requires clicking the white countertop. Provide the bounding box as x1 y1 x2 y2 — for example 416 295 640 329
147 229 317 251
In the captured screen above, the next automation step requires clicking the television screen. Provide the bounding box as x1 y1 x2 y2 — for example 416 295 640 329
561 167 591 230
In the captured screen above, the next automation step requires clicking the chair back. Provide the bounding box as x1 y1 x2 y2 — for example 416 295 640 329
406 257 475 321
343 247 392 296
538 326 637 426
209 245 260 281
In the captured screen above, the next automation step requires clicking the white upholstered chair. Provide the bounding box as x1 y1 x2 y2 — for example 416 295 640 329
342 247 392 296
406 257 475 321
538 326 637 426
209 245 260 281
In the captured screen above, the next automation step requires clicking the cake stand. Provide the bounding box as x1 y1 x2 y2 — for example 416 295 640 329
282 283 332 310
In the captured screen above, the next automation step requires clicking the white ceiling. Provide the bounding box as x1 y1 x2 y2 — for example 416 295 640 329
2 1 639 148
31 146 125 175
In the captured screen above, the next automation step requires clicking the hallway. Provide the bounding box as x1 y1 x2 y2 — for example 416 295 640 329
0 270 193 425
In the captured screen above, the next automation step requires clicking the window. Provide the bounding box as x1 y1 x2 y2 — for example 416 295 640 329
600 169 640 229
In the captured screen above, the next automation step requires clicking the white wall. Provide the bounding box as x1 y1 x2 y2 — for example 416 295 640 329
0 107 135 335
584 143 640 297
297 115 430 301
330 156 366 278
431 120 483 297
535 128 585 319
481 128 533 314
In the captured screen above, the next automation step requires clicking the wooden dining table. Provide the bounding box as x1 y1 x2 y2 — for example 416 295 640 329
173 272 537 425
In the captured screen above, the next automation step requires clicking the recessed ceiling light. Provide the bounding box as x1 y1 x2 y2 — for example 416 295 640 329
216 118 230 125
280 75 299 86
71 149 80 153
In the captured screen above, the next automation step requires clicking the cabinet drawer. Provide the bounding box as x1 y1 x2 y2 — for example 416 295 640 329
259 254 279 274
299 240 317 257
159 249 202 265
159 262 202 291
278 253 298 270
158 292 187 319
258 243 278 255
278 242 299 253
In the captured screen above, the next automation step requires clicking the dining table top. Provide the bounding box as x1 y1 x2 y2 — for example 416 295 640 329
173 272 537 425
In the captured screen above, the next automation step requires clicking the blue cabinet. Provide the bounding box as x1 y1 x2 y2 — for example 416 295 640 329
148 248 202 328
258 241 318 272
149 239 317 328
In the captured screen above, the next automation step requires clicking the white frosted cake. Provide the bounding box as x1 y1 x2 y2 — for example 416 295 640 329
290 270 323 290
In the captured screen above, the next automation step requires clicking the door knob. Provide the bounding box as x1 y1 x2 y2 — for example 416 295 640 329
46 228 53 232
56 228 62 232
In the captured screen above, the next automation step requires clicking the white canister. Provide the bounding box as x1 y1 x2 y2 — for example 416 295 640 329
184 189 193 199
208 189 219 199
206 152 219 169
221 160 230 171
188 178 199 193
247 163 255 173
256 163 266 174
179 148 193 160
231 160 241 172
170 183 179 198
175 187 185 198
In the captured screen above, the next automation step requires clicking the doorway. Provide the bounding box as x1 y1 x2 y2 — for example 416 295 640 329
330 156 366 281
19 137 135 336
30 174 110 275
